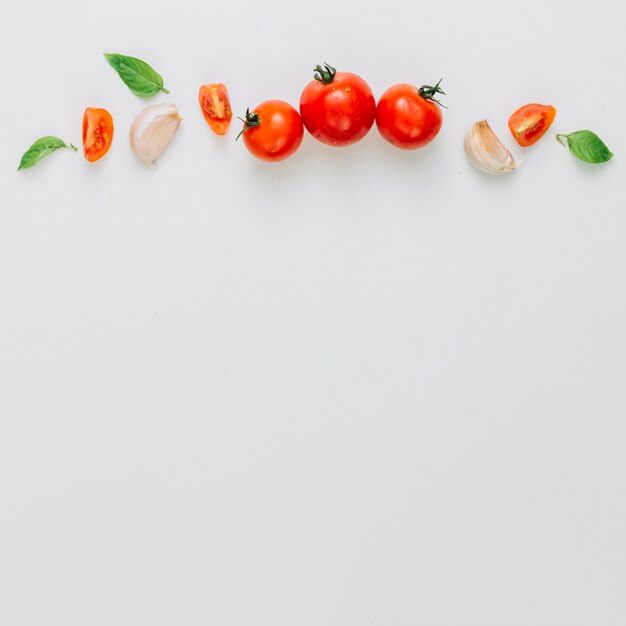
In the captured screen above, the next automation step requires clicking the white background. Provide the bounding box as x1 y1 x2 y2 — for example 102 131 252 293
1 0 625 624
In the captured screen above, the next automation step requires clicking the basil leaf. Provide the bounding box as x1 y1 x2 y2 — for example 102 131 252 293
104 53 170 97
557 130 614 164
18 136 77 170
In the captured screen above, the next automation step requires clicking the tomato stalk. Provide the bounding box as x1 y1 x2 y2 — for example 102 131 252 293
236 108 261 141
313 62 337 85
418 79 446 107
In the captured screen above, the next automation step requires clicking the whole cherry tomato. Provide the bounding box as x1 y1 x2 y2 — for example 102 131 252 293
199 83 232 135
82 107 114 162
238 100 304 162
299 62 376 147
376 80 445 150
508 103 556 147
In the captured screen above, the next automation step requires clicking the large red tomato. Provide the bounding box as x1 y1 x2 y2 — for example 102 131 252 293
238 100 304 162
375 81 445 150
299 62 376 147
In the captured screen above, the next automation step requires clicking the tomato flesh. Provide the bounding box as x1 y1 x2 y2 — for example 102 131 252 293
241 100 304 162
508 103 556 147
299 72 376 147
199 83 232 135
376 84 443 150
82 108 114 162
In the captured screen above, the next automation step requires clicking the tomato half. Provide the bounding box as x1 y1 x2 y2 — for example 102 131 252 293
376 81 445 150
299 62 376 147
82 107 114 162
508 103 556 147
239 100 304 162
199 83 232 135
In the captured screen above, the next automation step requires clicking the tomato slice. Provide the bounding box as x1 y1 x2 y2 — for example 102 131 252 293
82 108 114 162
508 103 556 147
199 83 232 135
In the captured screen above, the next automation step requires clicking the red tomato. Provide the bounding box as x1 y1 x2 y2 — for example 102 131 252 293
508 103 556 147
82 107 114 162
376 81 445 150
199 83 232 135
239 100 304 162
299 62 376 147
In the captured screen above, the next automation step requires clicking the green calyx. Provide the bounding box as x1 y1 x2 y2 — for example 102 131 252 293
236 108 261 141
418 79 446 107
313 62 337 85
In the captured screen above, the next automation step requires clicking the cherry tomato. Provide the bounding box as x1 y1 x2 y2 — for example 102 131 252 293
508 103 556 147
238 100 304 162
82 107 114 162
199 83 232 135
299 62 376 147
376 81 445 150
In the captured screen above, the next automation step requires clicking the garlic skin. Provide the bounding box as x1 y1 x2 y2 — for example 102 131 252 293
129 103 182 166
464 119 516 175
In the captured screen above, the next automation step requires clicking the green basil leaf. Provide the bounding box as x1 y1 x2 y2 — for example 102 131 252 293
104 53 169 97
557 130 614 164
18 136 77 170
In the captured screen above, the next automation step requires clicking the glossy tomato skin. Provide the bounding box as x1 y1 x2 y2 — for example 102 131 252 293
82 108 114 162
508 103 556 147
199 83 232 135
242 100 304 162
376 84 443 150
299 72 376 147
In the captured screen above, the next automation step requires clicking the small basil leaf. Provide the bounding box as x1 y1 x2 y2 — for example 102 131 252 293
18 136 77 170
557 130 614 164
104 53 169 97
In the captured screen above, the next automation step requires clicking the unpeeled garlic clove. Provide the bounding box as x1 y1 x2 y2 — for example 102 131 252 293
130 103 182 166
464 119 516 175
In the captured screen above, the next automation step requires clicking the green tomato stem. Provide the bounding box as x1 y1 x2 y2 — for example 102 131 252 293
313 62 336 85
418 79 447 108
235 108 261 141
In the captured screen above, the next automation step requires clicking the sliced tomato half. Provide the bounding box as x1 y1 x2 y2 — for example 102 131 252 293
82 107 114 162
508 103 556 147
198 83 233 136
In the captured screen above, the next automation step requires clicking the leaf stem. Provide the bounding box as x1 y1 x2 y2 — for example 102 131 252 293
556 133 569 147
159 86 170 94
69 143 78 152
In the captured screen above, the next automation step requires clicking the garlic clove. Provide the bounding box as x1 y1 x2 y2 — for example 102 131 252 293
129 103 182 166
464 119 516 175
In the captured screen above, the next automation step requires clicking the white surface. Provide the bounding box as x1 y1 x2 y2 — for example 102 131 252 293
1 0 625 624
